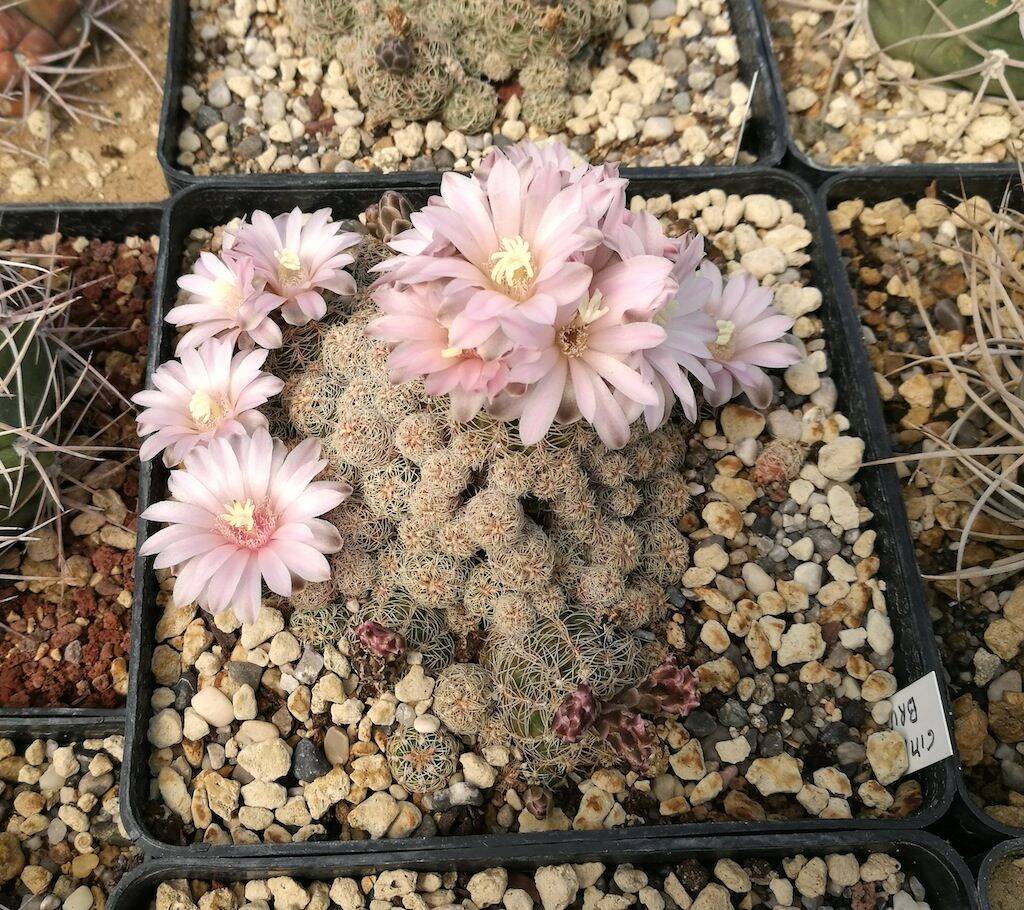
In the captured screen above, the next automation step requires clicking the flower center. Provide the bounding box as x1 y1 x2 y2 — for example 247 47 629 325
188 390 227 428
212 278 243 314
274 248 308 289
489 236 535 301
216 497 275 550
708 319 736 360
558 292 608 358
441 347 466 359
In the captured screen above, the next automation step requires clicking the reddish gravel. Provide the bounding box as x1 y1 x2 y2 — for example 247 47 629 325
0 232 156 708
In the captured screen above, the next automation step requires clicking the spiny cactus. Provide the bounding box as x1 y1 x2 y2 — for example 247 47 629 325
432 663 494 734
0 318 59 529
269 192 705 783
386 725 461 792
867 0 1024 97
289 601 350 649
0 0 159 153
751 438 805 485
284 0 626 134
0 252 118 540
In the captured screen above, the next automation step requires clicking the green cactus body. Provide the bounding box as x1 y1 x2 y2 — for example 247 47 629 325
0 322 59 530
867 0 1024 97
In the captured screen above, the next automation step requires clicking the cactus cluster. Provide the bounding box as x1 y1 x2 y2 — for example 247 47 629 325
866 0 1024 98
269 197 701 784
283 0 625 132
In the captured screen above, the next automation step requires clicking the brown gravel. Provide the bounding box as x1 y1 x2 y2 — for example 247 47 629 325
0 231 158 708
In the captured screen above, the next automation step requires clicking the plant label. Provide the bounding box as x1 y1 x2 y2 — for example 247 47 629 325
889 671 953 775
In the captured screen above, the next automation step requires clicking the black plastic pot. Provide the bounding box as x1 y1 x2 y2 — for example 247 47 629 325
819 170 1024 847
123 168 953 860
979 837 1024 909
0 202 163 726
156 0 787 193
749 0 1023 189
106 830 978 909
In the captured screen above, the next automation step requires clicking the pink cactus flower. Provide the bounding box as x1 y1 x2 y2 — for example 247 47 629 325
630 267 716 427
697 262 801 409
375 155 602 349
133 338 284 466
511 256 670 449
139 429 351 624
368 282 522 422
232 208 361 327
171 251 283 354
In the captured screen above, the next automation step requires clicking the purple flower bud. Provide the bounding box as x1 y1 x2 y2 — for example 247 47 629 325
524 785 552 819
644 659 700 717
355 621 406 661
596 708 656 770
552 684 599 743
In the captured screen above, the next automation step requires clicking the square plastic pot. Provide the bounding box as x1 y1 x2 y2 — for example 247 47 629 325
819 170 1024 845
105 830 979 909
156 0 787 192
0 202 164 727
122 168 953 860
749 0 1024 189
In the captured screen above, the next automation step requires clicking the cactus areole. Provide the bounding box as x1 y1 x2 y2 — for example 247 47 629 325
867 0 1024 97
0 322 58 529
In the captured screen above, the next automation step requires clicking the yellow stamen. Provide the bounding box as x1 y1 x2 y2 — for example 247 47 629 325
441 347 464 359
220 498 257 532
188 390 225 427
274 248 302 272
715 319 736 348
489 236 535 297
576 291 608 327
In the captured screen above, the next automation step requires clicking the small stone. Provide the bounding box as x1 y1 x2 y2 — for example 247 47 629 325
468 869 508 907
237 738 292 781
348 791 400 838
866 731 909 785
818 437 865 481
746 754 802 795
292 738 332 783
191 687 234 728
535 865 579 910
148 708 183 748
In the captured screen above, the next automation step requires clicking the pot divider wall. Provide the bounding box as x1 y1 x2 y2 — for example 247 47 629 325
0 203 164 731
749 0 1024 189
105 829 979 910
156 0 787 194
122 169 953 861
819 170 1024 845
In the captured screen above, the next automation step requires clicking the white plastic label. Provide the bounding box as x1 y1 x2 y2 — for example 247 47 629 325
889 671 954 775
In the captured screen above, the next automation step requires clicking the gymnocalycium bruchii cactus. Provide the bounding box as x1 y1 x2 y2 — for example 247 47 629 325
283 0 626 132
